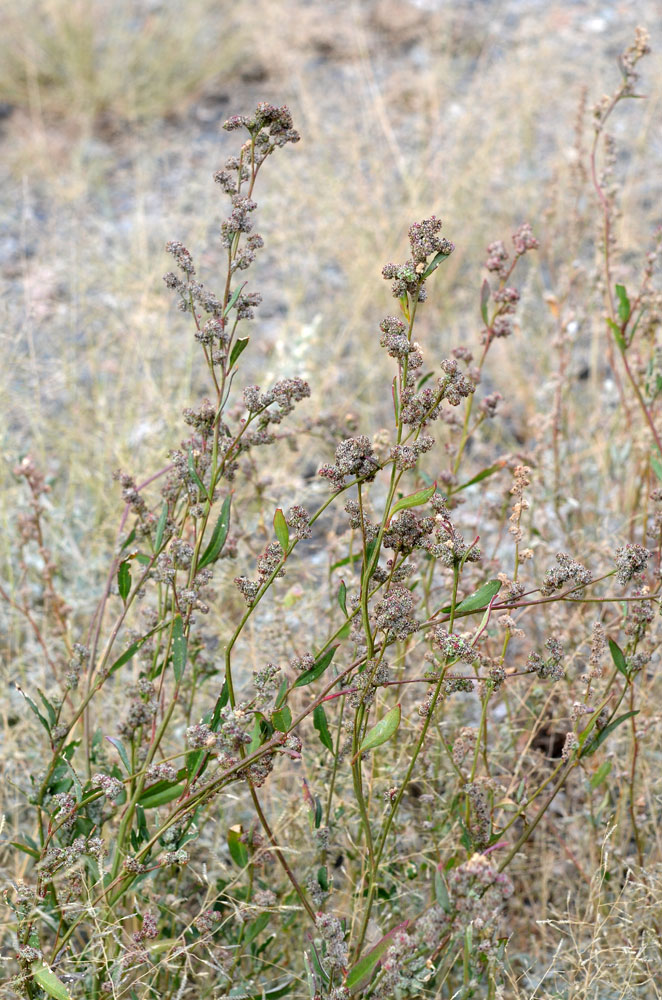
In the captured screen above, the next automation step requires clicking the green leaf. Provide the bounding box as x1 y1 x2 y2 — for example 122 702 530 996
31 962 72 1000
313 704 334 753
227 827 249 867
388 483 436 521
37 689 57 727
615 283 631 325
274 678 288 709
223 283 244 318
456 460 506 491
242 980 293 1000
329 552 362 573
345 922 409 992
608 638 628 677
590 760 612 789
274 508 290 551
441 579 502 615
229 336 250 368
353 704 401 763
188 448 209 501
120 528 136 552
245 911 270 943
11 840 40 859
580 711 639 758
422 249 452 279
317 865 328 891
14 684 50 736
337 580 348 617
106 737 131 775
480 278 490 326
607 317 626 351
172 615 187 683
138 781 185 808
118 560 131 602
272 705 292 733
198 494 232 570
154 502 168 552
651 453 662 482
434 867 451 913
294 646 339 688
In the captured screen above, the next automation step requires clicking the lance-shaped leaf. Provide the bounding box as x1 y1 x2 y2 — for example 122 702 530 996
227 826 249 867
607 317 626 351
138 780 185 809
187 448 209 500
580 711 639 759
229 336 249 368
615 283 631 324
345 921 410 992
118 560 131 602
440 579 502 615
313 704 334 753
31 962 72 1000
172 615 187 683
274 508 290 551
608 638 628 677
337 579 348 617
198 494 232 570
456 459 507 491
351 704 401 764
387 483 436 522
422 249 452 278
294 645 338 688
106 737 131 775
480 278 490 326
651 453 662 482
222 283 244 318
154 501 168 552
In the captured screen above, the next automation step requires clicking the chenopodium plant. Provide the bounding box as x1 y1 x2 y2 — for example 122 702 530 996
4 84 658 1000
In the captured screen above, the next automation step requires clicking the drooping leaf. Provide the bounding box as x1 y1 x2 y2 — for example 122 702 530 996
274 508 290 551
14 684 50 736
441 579 502 615
615 283 631 325
313 704 334 753
198 494 232 570
227 827 249 867
352 704 401 763
229 336 250 368
31 962 72 1000
272 705 292 733
106 737 131 775
172 615 187 683
651 452 662 482
118 561 131 602
608 638 628 677
388 483 436 521
294 646 339 688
